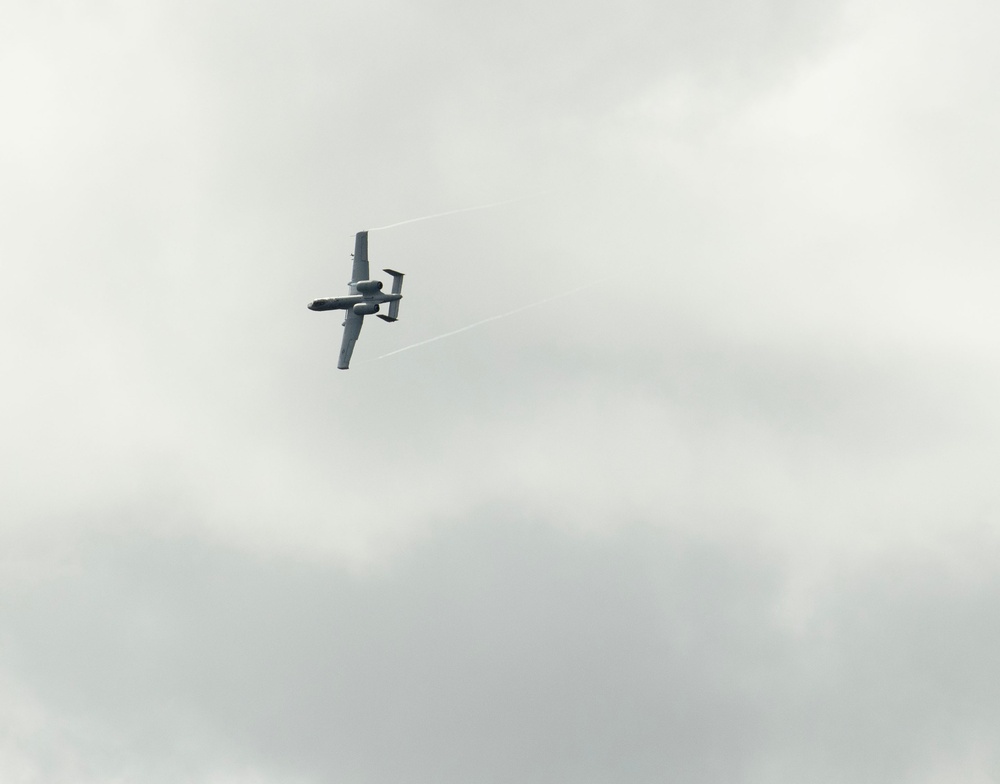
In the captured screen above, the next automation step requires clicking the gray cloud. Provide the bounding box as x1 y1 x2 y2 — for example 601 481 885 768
3 522 1000 783
4 0 1000 780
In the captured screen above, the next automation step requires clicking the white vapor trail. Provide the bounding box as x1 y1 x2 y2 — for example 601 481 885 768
368 194 544 232
372 277 609 362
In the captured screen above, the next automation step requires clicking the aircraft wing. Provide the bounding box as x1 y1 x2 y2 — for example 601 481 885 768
338 308 364 370
351 231 369 283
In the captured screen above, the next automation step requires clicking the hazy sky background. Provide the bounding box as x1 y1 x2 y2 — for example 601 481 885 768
3 0 1000 781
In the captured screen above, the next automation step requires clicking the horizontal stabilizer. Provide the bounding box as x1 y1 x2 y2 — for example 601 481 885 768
382 268 404 320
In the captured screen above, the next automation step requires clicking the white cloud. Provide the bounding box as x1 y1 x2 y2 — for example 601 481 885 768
4 0 1000 779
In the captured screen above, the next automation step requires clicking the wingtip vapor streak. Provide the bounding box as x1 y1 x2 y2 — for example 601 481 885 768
308 230 404 369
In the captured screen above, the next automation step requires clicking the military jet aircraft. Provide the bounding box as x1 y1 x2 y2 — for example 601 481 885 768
308 230 404 369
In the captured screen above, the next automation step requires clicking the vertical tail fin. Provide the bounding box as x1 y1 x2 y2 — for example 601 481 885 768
384 269 404 295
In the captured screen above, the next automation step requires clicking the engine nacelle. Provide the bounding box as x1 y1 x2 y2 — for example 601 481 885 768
355 280 383 294
352 302 380 315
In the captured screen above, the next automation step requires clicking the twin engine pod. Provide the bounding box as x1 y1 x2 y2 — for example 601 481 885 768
352 280 384 313
354 280 383 295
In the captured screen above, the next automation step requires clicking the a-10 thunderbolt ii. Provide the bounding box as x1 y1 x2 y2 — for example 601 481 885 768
308 230 404 369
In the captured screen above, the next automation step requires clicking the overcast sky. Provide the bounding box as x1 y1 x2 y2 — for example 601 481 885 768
3 0 1000 781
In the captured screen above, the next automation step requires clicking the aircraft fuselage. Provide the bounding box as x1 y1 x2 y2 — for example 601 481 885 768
308 291 402 311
